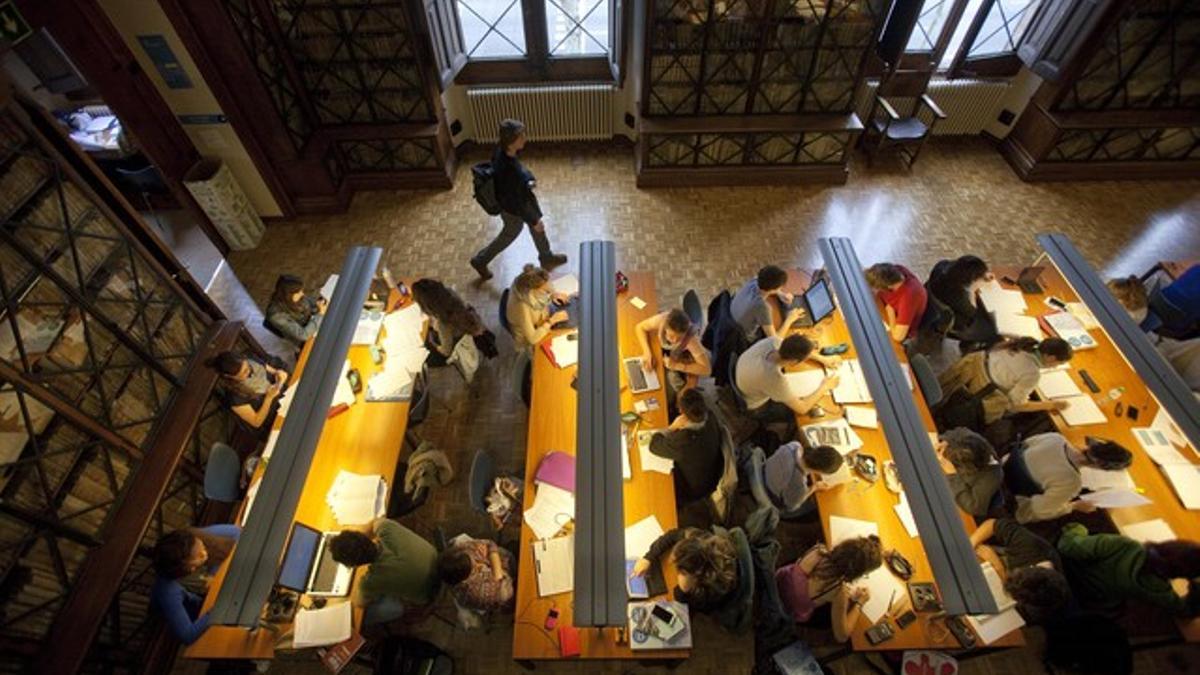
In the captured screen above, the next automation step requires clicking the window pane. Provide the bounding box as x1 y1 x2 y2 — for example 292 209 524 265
456 0 526 59
967 0 1040 58
547 0 610 57
906 0 953 52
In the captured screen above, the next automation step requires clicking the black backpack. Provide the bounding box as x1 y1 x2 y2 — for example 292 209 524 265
471 162 502 215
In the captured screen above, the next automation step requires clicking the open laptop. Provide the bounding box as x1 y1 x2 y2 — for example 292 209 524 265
787 277 837 328
1016 266 1045 294
623 357 661 394
277 522 354 597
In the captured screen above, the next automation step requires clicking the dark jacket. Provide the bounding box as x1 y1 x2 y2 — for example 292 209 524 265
927 260 980 331
649 414 723 502
493 147 542 225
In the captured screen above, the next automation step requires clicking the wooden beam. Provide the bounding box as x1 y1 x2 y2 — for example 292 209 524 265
32 321 243 675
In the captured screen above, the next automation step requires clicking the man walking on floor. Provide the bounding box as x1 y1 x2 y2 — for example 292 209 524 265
470 119 567 280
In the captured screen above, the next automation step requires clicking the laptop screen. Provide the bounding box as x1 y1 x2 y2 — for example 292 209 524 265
805 278 835 324
277 522 320 593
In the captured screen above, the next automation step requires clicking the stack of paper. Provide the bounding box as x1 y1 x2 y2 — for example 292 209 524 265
829 515 878 546
293 601 353 648
1152 408 1188 448
1058 395 1106 426
831 360 871 404
1036 370 1084 400
1065 302 1100 330
240 479 262 526
1043 311 1098 350
263 428 282 460
382 305 426 351
1118 518 1177 543
784 368 826 399
894 493 919 538
620 434 632 480
966 562 1025 645
1162 464 1200 510
995 313 1043 340
352 311 384 345
549 333 579 368
533 535 574 596
978 280 1027 315
801 418 863 455
636 430 674 474
523 483 576 540
625 515 665 559
844 406 878 429
320 274 339 301
326 471 387 525
1132 427 1190 466
366 364 413 402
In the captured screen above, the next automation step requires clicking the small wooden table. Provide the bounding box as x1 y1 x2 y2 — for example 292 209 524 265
994 264 1200 642
184 288 419 660
783 269 1023 652
511 272 690 664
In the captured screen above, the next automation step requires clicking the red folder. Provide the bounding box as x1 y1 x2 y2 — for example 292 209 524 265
558 625 581 657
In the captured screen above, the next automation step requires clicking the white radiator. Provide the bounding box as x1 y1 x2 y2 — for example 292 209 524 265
467 84 614 142
856 79 1012 136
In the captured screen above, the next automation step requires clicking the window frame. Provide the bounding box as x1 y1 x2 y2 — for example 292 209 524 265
452 0 618 84
899 0 1035 79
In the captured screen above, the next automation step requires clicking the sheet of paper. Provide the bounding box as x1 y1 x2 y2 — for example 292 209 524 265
524 483 576 540
1066 302 1100 330
801 418 863 455
831 359 872 404
326 471 386 525
894 493 919 538
1058 395 1106 426
849 566 905 624
899 363 914 390
844 406 878 429
293 601 353 648
549 333 579 368
966 562 1025 645
276 387 295 418
1133 427 1191 466
263 428 281 460
351 311 384 346
621 434 631 480
319 274 339 301
1162 464 1200 510
383 304 426 345
1080 467 1135 492
784 368 825 400
1037 370 1084 400
239 478 262 526
1118 518 1177 543
978 280 1027 315
1080 488 1151 509
1152 407 1188 448
390 346 429 377
822 461 853 487
625 515 665 559
549 274 579 296
533 535 574 597
994 312 1043 340
366 363 413 402
629 296 647 310
1043 312 1098 350
331 360 356 408
829 514 879 546
637 430 674 474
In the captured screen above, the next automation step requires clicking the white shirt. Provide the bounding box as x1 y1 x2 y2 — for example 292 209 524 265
1011 432 1081 523
987 348 1041 407
736 336 792 410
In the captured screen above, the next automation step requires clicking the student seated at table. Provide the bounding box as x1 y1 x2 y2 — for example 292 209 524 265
264 274 326 348
206 351 290 429
927 255 993 341
762 441 843 516
330 519 440 615
150 524 241 645
730 265 809 341
1107 276 1200 392
1003 433 1132 524
935 427 1004 519
436 536 515 613
412 278 498 365
970 518 1071 624
636 308 712 410
937 337 1074 445
774 535 883 643
1057 524 1200 617
735 334 840 439
648 388 724 504
630 526 751 629
866 262 927 343
506 264 570 352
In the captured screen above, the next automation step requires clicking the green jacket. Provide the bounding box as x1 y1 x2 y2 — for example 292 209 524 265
1057 523 1190 615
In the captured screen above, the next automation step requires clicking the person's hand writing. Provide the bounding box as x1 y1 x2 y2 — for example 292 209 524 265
640 352 655 371
266 383 282 401
630 558 651 578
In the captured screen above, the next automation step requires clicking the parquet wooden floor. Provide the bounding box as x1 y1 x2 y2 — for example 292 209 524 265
184 138 1200 675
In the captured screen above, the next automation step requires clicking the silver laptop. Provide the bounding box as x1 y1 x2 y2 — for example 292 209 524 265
277 522 353 597
623 357 661 394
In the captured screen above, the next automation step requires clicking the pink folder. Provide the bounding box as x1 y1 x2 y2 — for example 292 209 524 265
535 451 575 493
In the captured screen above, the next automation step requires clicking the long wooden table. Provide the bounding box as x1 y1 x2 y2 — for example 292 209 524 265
185 289 419 660
512 272 689 663
781 270 1023 652
995 264 1200 641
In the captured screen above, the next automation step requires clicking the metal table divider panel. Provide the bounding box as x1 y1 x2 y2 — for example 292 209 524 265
574 240 626 626
210 246 382 628
1037 234 1200 448
819 237 997 616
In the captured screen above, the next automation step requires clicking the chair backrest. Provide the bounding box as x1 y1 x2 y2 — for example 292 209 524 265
409 365 432 426
727 354 747 410
878 68 934 99
204 442 241 503
909 354 943 407
468 450 496 514
498 288 513 336
683 289 703 330
261 317 287 340
1148 285 1192 332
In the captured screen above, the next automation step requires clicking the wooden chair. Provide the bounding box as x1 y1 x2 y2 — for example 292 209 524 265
861 67 947 169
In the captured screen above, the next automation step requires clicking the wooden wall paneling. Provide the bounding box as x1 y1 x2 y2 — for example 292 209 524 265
11 0 232 254
31 320 243 675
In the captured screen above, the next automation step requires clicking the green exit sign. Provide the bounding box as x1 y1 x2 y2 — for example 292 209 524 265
0 1 31 46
